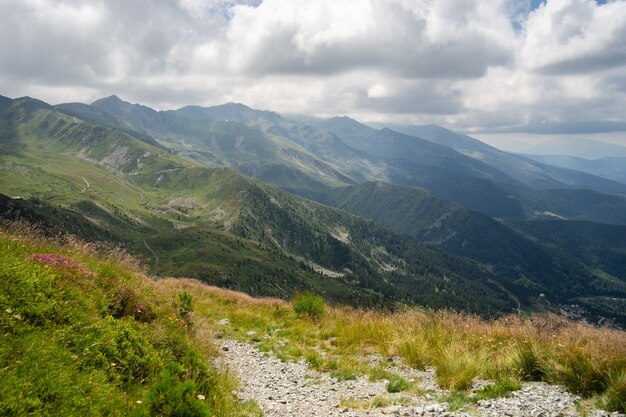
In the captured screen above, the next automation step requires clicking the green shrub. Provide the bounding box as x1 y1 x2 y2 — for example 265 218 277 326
272 303 289 318
144 363 210 417
439 391 472 411
331 368 357 381
305 351 324 370
109 286 156 323
292 292 326 320
386 375 411 393
75 316 162 385
475 378 521 400
368 366 392 382
176 292 194 323
367 367 411 392
141 352 222 417
434 348 479 391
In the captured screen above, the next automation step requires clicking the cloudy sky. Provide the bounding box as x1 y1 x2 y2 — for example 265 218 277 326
1 0 625 138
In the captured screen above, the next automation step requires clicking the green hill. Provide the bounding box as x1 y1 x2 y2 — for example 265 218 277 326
62 97 626 225
83 96 358 196
4 94 626 324
0 95 516 315
317 181 626 324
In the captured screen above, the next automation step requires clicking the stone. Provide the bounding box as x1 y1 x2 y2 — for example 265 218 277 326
216 339 624 417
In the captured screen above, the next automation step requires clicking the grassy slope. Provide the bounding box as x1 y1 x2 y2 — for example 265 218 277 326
2 225 625 415
157 119 357 194
0 224 260 417
234 178 517 314
0 101 362 303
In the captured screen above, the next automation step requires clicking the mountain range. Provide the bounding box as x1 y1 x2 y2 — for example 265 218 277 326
2 93 626 325
519 137 626 159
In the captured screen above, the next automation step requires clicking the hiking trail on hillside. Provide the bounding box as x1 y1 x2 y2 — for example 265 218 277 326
218 339 622 417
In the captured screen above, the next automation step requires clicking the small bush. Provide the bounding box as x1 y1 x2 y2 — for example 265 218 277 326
331 368 358 381
272 303 289 318
326 358 359 381
367 367 411 392
305 351 324 370
140 351 234 417
386 375 411 393
176 292 193 324
440 391 472 411
143 363 210 417
475 378 521 400
109 286 155 323
368 366 392 382
75 316 162 386
546 347 608 397
292 292 326 320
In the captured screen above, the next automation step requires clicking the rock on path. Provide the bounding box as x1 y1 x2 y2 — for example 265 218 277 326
218 340 623 417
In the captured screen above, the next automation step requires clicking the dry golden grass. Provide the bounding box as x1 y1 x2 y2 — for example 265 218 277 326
159 279 625 411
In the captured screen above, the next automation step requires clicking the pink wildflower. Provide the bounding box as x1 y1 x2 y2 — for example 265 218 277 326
26 253 96 278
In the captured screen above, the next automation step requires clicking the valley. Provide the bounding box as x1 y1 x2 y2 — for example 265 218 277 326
2 94 626 326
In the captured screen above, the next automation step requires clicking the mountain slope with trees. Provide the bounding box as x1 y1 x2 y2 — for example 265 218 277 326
0 95 515 314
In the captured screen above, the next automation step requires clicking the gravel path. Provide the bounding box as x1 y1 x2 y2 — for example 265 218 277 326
218 340 623 417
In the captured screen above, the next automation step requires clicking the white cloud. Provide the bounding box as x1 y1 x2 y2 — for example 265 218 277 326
0 0 625 133
223 0 514 78
520 0 626 74
367 84 390 98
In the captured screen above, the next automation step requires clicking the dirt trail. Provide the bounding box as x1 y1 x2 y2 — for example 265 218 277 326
217 339 610 417
142 239 159 273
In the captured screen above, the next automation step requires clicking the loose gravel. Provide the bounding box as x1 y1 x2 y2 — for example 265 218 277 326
218 339 624 417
